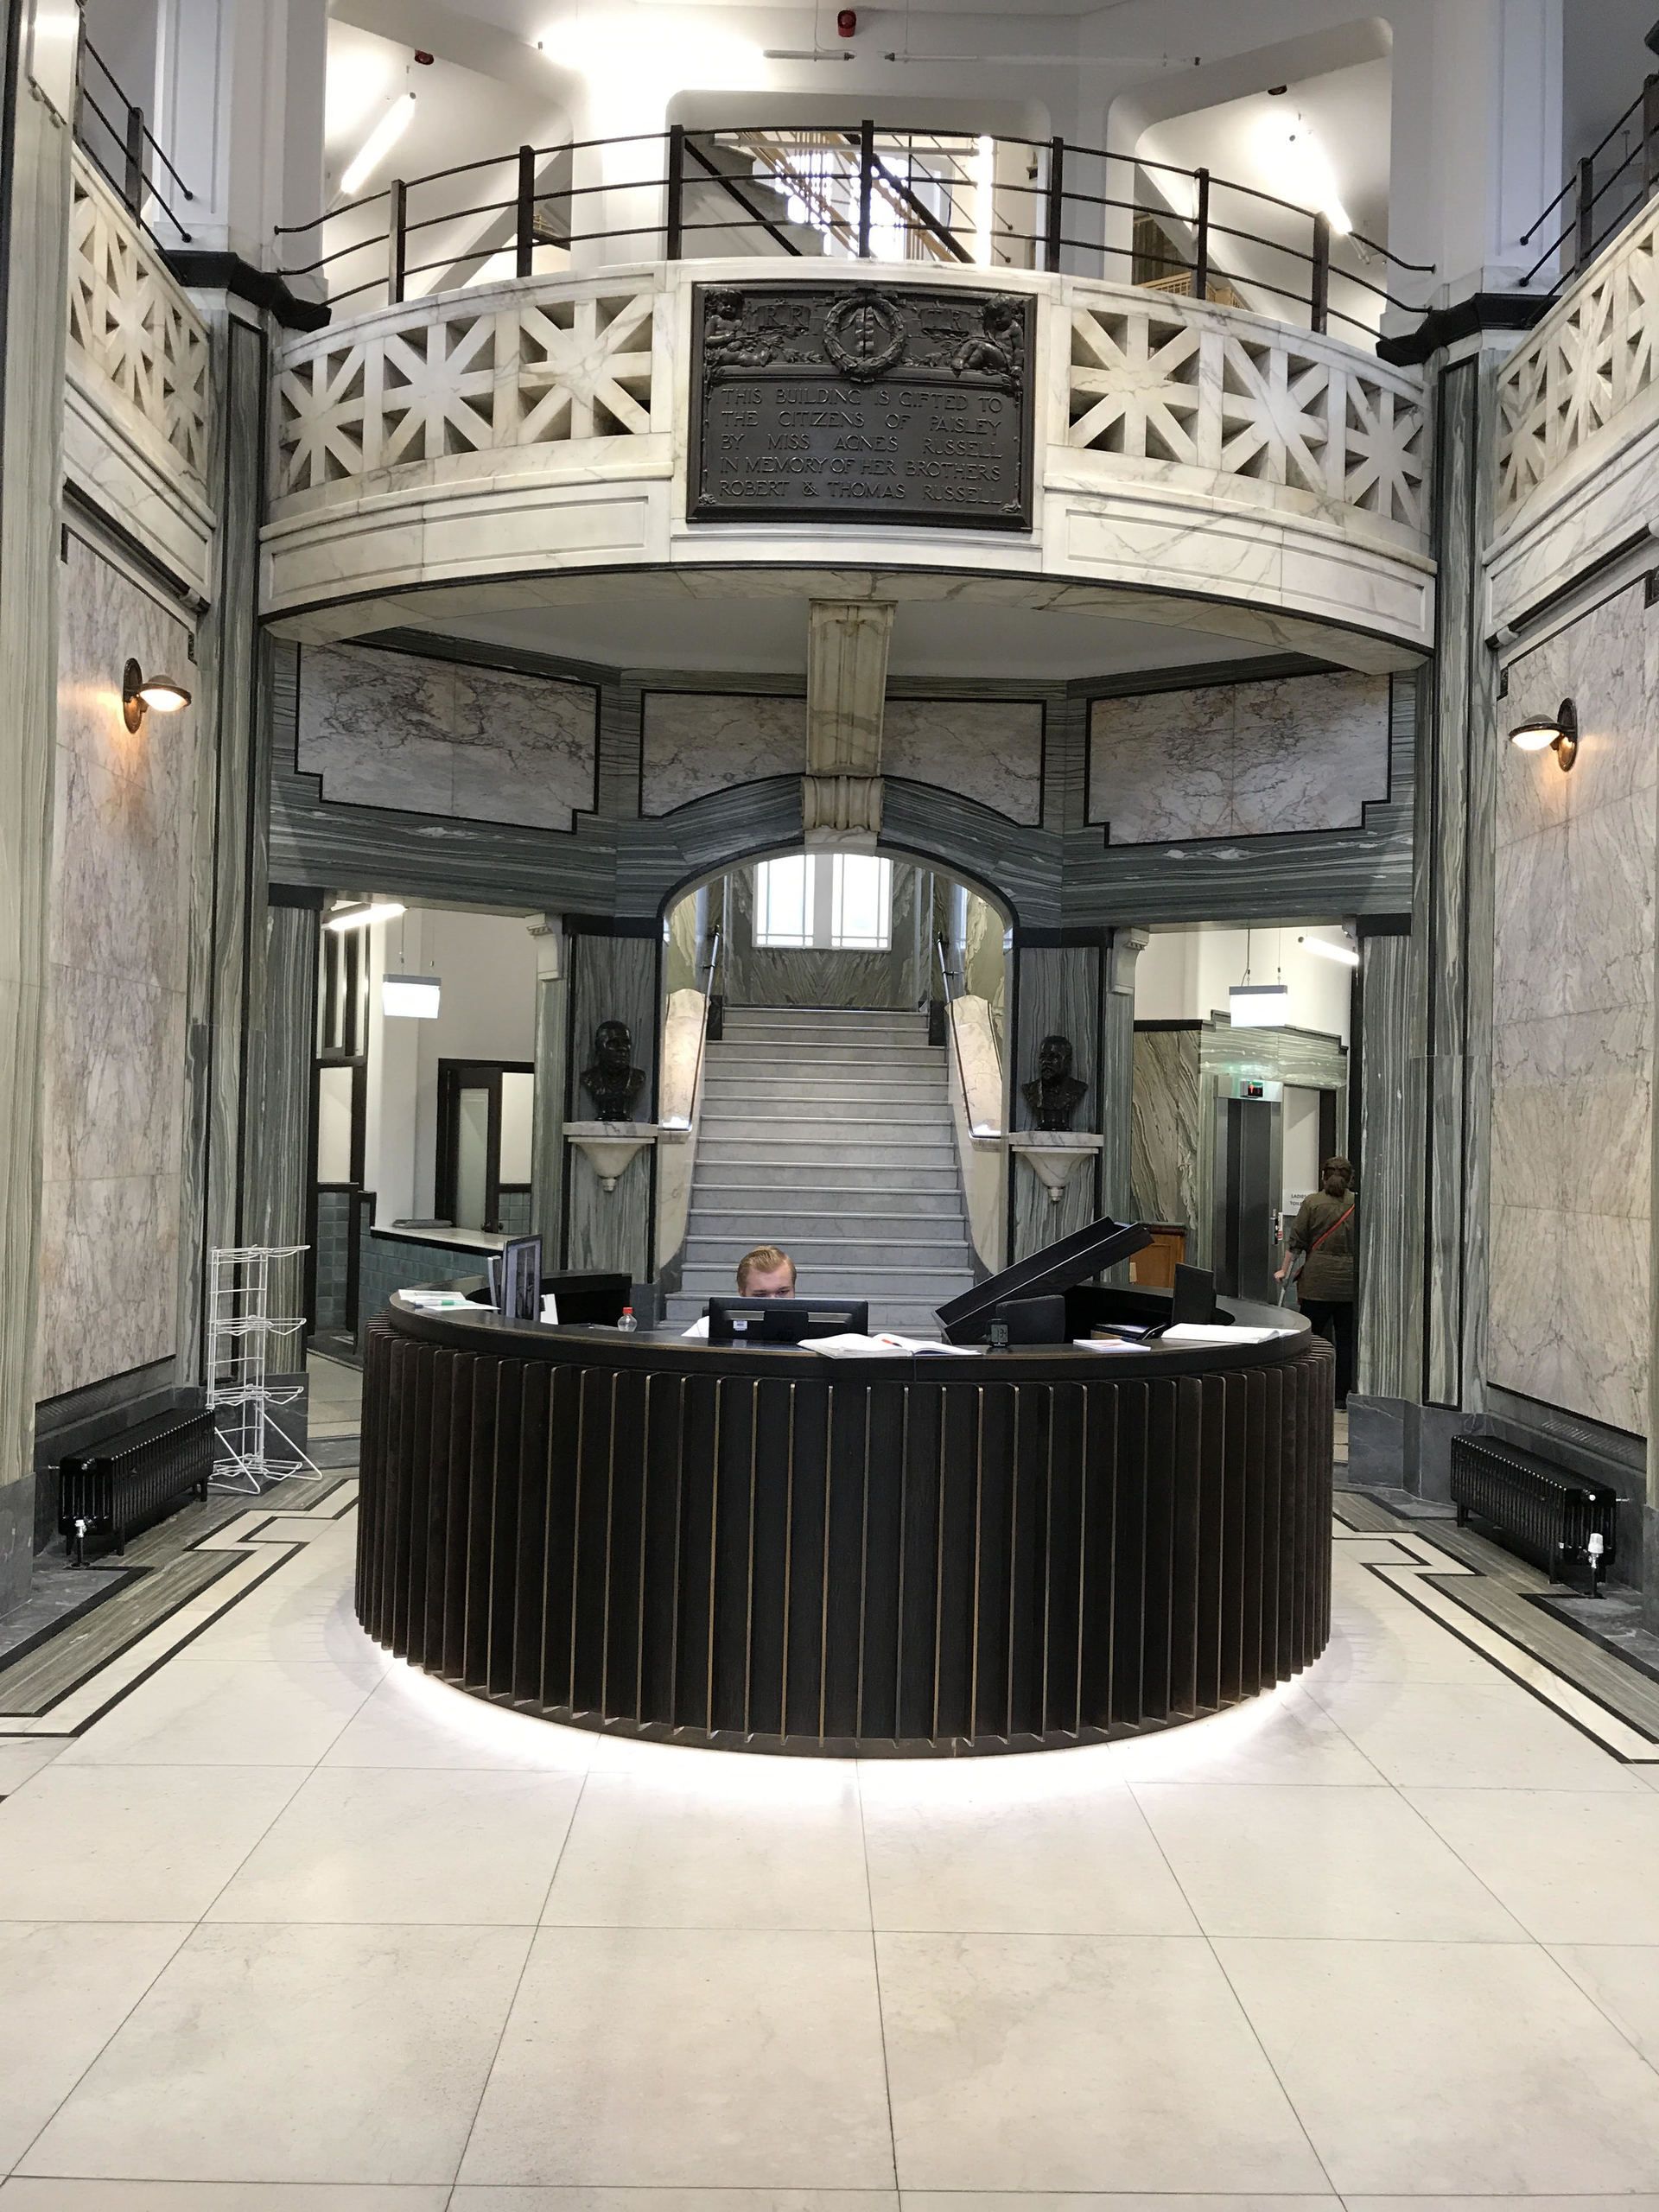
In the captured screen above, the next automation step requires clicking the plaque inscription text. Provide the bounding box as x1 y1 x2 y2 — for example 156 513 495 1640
689 283 1034 531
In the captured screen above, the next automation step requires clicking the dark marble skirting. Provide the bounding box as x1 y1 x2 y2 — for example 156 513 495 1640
358 1318 1333 1756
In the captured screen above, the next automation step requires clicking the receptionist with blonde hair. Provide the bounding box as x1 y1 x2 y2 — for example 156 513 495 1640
736 1245 796 1297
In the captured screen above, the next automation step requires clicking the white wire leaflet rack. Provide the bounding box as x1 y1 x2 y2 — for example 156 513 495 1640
206 1245 317 1493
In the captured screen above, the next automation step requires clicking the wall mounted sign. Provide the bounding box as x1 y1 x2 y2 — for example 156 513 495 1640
688 282 1035 531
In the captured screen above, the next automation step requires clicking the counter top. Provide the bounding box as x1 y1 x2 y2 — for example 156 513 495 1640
385 1285 1309 1385
370 1224 509 1254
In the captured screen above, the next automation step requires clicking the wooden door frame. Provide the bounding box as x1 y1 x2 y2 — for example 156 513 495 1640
435 1058 534 1232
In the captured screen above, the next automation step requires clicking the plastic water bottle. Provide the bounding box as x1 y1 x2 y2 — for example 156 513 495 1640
617 1306 638 1333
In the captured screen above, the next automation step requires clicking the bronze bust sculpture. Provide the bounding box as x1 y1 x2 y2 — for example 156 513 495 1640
1022 1033 1089 1133
581 1020 645 1122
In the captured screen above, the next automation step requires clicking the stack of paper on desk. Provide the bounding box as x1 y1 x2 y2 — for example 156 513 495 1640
1160 1323 1293 1345
806 1332 983 1358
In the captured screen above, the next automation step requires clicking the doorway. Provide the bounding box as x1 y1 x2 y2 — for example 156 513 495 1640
435 1059 535 1232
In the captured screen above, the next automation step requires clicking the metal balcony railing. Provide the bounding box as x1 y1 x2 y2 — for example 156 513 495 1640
1518 73 1659 289
274 119 1433 343
73 32 194 246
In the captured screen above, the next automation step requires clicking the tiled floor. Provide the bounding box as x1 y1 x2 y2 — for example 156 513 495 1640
3 1380 1659 2203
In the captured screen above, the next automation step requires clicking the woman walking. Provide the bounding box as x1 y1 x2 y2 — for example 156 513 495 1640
1277 1157 1357 1408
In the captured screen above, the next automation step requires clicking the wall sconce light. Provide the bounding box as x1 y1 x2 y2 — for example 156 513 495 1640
121 658 191 733
1510 696 1579 771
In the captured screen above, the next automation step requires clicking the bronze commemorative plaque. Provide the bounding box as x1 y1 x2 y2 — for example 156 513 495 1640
688 281 1034 531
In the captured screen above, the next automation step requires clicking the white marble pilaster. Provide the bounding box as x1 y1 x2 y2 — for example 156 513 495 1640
804 600 894 848
0 60 72 1615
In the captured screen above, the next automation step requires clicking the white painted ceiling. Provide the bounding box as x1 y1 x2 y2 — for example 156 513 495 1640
415 582 1295 681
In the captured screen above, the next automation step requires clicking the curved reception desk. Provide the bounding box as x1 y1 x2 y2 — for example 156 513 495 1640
358 1299 1333 1758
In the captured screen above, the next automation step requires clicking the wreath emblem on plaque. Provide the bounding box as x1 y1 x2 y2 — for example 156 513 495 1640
822 290 907 380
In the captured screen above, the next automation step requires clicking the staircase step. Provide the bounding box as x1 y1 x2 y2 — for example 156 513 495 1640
698 1115 946 1132
721 1010 926 1027
694 1166 963 1194
703 1076 948 1100
690 1204 966 1232
697 1139 957 1167
679 1268 976 1300
709 1065 944 1084
684 1235 970 1269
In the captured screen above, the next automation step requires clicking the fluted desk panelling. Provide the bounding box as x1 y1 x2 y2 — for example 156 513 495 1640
359 1310 1332 1756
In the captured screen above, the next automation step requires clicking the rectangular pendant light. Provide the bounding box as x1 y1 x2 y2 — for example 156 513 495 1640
1229 982 1290 1028
382 972 441 1019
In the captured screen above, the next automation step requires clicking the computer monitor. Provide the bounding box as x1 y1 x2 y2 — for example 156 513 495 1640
1171 1262 1217 1327
936 1214 1153 1344
708 1295 869 1346
498 1236 543 1323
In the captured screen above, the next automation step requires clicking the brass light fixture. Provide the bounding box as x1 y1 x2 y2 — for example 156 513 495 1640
121 658 192 733
1509 696 1579 771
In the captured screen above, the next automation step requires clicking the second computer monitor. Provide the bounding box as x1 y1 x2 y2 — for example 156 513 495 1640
708 1296 868 1346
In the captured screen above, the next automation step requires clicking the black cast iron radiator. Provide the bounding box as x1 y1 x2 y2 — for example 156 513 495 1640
1449 1433 1618 1589
60 1408 215 1564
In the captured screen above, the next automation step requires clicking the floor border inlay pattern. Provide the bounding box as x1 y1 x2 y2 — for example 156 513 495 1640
1332 1506 1659 1764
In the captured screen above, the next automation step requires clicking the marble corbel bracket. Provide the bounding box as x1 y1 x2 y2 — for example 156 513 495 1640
803 772 884 846
564 1122 664 1194
1008 1131 1105 1204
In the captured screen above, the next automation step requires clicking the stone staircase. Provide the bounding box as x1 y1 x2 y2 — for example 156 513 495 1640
665 1005 978 1335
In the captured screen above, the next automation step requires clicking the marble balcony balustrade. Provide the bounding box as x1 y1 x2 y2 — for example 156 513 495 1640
260 259 1433 660
63 152 214 603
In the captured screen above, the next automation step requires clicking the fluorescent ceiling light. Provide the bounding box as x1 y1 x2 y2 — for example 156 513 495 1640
341 92 415 198
1230 982 1291 1028
1300 934 1359 969
325 899 405 932
382 972 441 1018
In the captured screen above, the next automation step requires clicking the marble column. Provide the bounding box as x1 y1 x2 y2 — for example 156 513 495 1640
1350 925 1427 1477
1100 927 1149 1223
0 37 72 1614
245 899 320 1376
564 926 658 1282
178 305 274 1384
528 915 569 1256
1009 939 1104 1262
1421 352 1502 1416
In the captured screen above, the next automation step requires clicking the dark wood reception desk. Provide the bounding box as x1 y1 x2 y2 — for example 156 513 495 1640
357 1296 1333 1758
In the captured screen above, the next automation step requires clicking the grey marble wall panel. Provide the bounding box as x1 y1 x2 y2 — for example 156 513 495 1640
565 1147 652 1281
1423 358 1483 1410
1088 671 1391 844
1011 943 1103 1260
0 60 72 1610
37 535 197 1404
1098 931 1145 1223
1132 1028 1202 1233
1489 576 1656 1438
245 904 319 1373
191 310 269 1382
566 931 657 1277
270 646 619 912
1356 930 1426 1402
298 642 599 832
1061 671 1415 928
882 698 1044 825
531 964 569 1252
641 692 807 816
